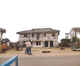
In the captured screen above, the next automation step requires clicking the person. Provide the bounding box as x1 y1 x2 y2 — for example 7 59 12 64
25 40 32 55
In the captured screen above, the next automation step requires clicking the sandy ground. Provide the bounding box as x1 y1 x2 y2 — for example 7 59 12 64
0 48 80 57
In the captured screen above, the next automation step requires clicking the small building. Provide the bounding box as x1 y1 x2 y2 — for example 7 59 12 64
0 28 6 40
17 28 60 48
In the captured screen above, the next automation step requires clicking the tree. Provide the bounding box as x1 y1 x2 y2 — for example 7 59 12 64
60 39 71 47
72 36 80 49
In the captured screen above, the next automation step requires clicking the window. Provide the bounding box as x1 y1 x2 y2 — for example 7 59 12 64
24 34 27 37
32 33 34 37
39 42 41 45
44 33 46 37
36 41 41 46
36 42 38 46
37 33 40 40
52 33 55 37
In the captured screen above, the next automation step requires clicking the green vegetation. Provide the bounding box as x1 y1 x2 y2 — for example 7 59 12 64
60 39 71 47
72 36 80 49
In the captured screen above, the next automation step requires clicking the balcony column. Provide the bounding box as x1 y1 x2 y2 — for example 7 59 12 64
41 41 44 47
48 41 50 48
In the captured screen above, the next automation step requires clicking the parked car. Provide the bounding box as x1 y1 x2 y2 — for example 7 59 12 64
72 48 80 51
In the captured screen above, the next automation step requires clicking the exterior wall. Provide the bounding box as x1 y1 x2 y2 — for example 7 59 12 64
53 32 59 47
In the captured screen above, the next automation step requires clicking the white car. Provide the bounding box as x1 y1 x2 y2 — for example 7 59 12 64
72 48 80 51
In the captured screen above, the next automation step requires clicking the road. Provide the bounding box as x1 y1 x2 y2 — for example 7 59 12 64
19 55 80 66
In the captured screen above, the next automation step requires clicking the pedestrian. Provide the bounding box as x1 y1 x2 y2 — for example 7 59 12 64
25 40 32 55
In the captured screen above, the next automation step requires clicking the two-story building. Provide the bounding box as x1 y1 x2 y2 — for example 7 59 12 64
0 28 6 41
17 28 60 48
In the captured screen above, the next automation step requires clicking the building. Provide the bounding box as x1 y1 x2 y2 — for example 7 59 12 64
17 28 60 48
70 27 80 48
70 27 80 39
0 28 6 40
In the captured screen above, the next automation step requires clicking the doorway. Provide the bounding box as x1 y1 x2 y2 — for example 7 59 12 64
50 41 53 47
44 41 48 47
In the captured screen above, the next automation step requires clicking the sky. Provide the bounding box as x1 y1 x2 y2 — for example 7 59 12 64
0 0 80 42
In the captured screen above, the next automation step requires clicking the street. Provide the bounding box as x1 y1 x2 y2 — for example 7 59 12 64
19 55 80 66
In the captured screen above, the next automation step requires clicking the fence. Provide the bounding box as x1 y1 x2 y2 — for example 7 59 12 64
0 56 18 66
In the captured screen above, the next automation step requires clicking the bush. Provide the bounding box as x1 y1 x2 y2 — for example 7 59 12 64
60 39 71 47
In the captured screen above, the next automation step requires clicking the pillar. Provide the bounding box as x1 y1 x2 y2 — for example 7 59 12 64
48 41 50 48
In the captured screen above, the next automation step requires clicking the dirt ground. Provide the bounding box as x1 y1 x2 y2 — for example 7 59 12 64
0 48 80 57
